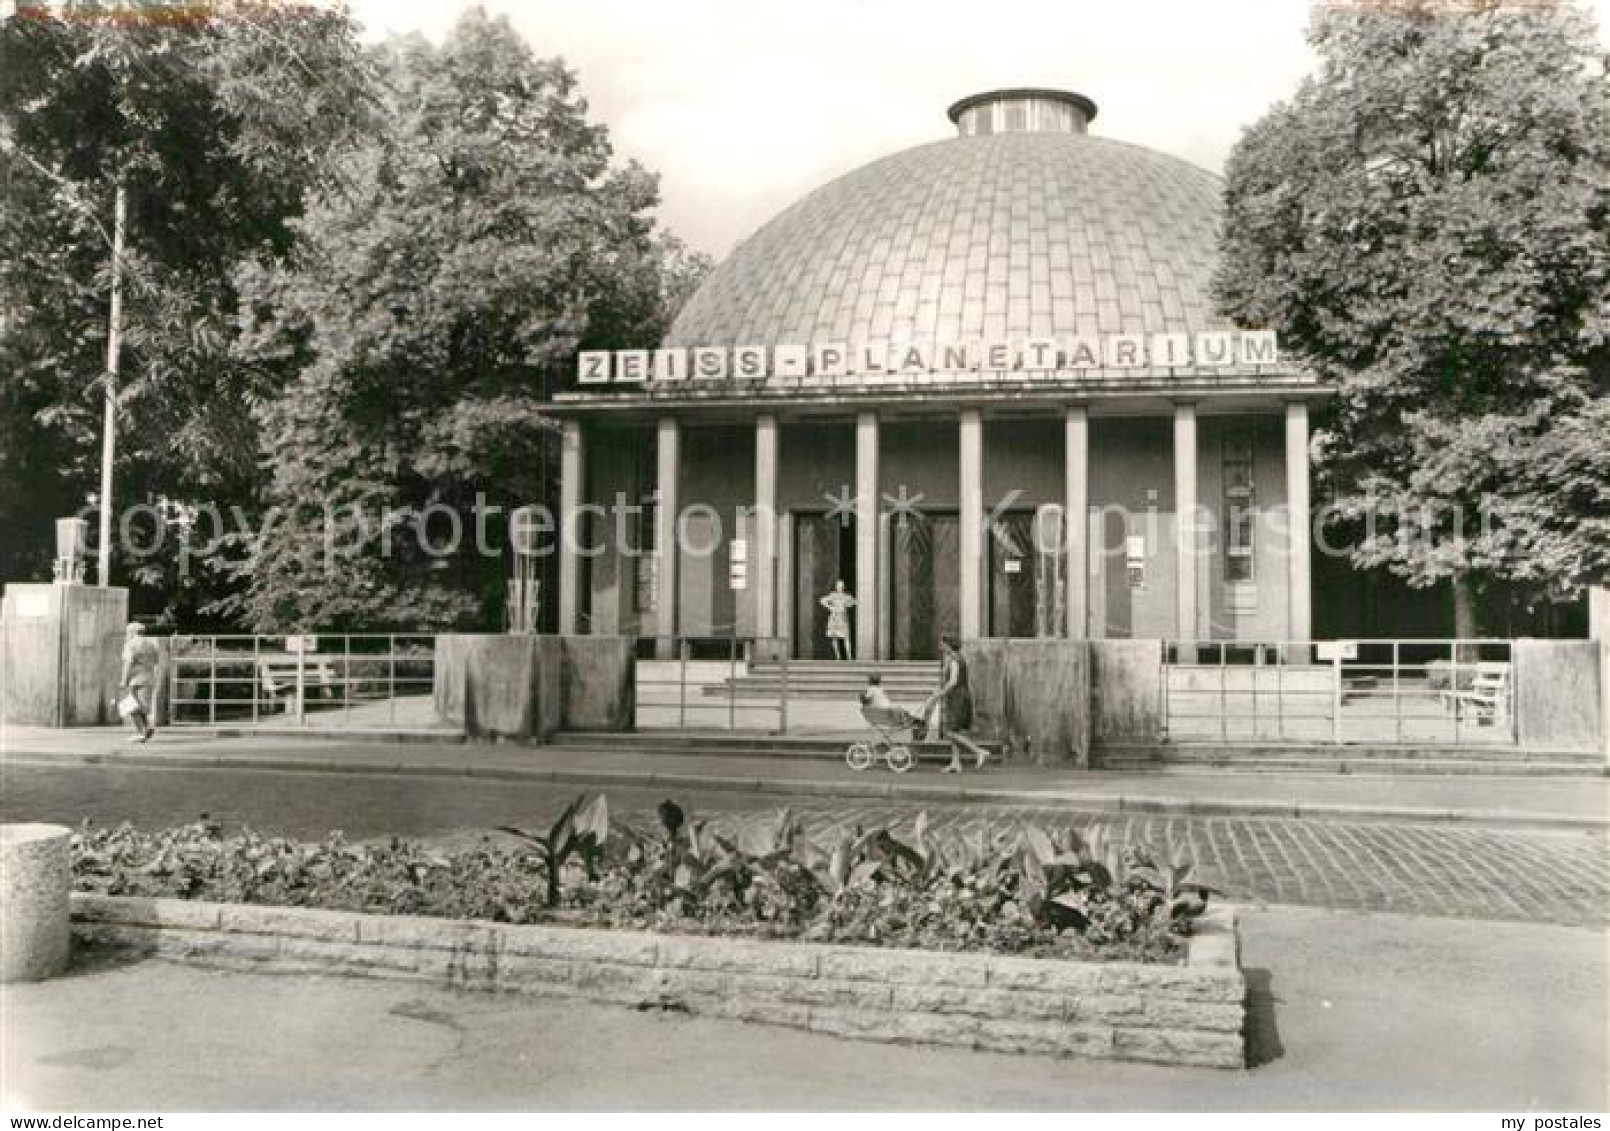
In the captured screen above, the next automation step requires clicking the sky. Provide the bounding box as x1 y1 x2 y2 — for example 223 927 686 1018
346 0 1610 259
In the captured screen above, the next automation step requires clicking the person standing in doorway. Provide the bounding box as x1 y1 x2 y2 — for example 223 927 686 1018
820 579 857 660
923 634 989 773
119 622 158 743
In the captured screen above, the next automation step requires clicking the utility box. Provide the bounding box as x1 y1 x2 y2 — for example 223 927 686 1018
1 584 128 726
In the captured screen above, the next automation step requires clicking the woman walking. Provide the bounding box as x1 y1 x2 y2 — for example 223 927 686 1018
119 622 158 743
922 634 989 773
819 579 857 660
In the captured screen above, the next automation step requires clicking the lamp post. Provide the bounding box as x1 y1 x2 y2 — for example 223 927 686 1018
97 178 126 588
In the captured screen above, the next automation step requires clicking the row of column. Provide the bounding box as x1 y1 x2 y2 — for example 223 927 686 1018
557 403 1313 652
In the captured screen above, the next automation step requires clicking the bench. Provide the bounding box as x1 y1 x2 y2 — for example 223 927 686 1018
1440 661 1510 724
258 656 338 711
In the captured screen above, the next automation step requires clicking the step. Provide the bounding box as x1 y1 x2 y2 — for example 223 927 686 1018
711 676 940 686
730 676 933 686
669 664 931 674
1096 757 1602 777
700 682 934 699
751 661 935 669
1106 742 1601 764
553 731 1001 761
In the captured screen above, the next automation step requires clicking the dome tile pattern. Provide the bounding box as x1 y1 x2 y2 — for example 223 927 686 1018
667 133 1228 353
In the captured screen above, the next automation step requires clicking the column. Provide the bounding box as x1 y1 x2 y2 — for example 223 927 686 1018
1174 403 1199 648
1064 405 1089 639
557 419 584 635
753 414 779 642
854 413 880 660
654 417 680 644
1285 401 1313 644
959 408 984 641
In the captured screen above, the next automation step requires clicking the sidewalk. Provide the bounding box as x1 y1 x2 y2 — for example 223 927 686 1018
4 723 1606 828
6 904 1605 1109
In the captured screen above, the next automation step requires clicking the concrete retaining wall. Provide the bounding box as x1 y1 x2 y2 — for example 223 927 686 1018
433 635 635 742
70 894 1245 1069
561 637 635 731
1514 639 1601 754
1091 639 1165 744
962 640 1092 767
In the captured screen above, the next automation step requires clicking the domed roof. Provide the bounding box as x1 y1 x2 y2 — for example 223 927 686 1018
667 108 1227 353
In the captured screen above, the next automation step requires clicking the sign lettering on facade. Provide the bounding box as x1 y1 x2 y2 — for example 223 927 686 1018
577 331 1278 386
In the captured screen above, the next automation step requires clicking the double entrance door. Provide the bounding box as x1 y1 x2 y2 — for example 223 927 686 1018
791 508 1065 661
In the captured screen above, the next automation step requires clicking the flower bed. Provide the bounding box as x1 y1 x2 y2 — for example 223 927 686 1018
71 795 1215 965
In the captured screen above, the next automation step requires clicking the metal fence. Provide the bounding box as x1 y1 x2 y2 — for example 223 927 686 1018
165 634 437 729
633 635 792 733
1162 638 1517 745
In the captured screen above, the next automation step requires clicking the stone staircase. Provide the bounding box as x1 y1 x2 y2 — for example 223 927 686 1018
701 659 937 700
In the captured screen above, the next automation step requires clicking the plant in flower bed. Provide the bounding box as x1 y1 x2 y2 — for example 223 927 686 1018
71 797 1213 964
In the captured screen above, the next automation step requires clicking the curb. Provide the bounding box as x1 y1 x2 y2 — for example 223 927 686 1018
184 727 469 745
6 747 1606 830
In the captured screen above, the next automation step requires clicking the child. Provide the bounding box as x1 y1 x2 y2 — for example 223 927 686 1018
859 672 894 709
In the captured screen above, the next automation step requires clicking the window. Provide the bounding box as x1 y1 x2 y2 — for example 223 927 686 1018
1223 433 1255 584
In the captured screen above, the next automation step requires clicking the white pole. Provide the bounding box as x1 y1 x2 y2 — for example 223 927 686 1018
97 178 126 588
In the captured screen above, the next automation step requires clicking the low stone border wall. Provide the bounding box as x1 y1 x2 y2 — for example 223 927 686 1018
71 894 1246 1069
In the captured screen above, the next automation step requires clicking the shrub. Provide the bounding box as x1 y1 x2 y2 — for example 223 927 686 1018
70 798 1214 964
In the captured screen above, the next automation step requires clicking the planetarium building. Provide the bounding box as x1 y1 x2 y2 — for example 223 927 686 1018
552 89 1322 660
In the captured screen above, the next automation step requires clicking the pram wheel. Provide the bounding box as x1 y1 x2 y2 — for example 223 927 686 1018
885 743 915 773
845 742 874 771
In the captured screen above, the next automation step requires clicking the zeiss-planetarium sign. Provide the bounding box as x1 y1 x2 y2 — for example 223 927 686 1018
577 330 1279 385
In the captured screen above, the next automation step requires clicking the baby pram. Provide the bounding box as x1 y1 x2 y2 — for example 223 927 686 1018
845 703 925 773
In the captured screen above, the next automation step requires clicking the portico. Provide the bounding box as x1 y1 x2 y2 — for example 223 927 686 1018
552 384 1318 660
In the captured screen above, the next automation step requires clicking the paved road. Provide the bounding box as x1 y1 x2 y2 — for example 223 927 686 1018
5 762 1605 928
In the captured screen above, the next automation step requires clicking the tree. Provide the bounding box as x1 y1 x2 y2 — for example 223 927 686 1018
1215 0 1610 631
0 0 376 609
228 9 705 631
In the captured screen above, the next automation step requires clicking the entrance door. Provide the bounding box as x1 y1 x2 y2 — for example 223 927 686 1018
888 512 959 660
988 507 1066 638
792 513 856 659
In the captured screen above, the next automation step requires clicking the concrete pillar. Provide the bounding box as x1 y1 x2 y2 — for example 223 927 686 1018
1591 586 1610 770
959 409 984 641
1 824 71 983
1174 403 1199 647
754 414 779 641
1065 405 1089 639
655 417 680 643
557 420 584 635
1286 401 1313 644
855 412 880 660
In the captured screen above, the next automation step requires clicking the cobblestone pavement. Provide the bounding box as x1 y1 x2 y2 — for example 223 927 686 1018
5 763 1605 929
760 802 1609 929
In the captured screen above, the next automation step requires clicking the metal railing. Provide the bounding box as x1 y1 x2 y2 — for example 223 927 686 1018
165 634 437 729
633 635 791 733
1161 638 1518 746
